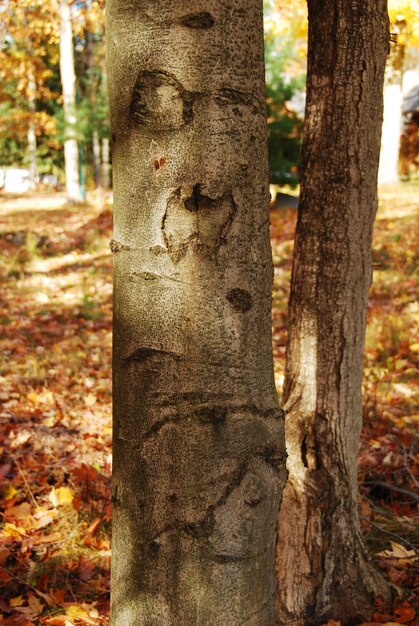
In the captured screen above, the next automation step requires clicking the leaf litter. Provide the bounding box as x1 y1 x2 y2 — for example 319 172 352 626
0 183 417 624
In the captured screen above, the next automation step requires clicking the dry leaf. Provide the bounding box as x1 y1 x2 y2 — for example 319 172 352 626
377 542 417 566
48 486 74 507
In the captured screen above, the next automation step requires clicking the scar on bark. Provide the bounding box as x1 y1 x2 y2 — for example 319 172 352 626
162 184 237 263
178 12 215 29
131 70 263 130
130 70 196 130
124 347 182 365
226 288 253 312
153 156 166 170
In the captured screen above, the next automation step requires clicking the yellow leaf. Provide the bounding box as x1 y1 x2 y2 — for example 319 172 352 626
3 522 26 538
28 594 44 615
65 603 98 624
1 483 18 500
48 487 74 507
9 595 25 607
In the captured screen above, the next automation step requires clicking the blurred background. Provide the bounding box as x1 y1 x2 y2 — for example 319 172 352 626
0 2 417 625
0 0 417 197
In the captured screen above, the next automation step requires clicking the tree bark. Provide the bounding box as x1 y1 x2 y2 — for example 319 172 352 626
107 2 286 625
276 2 392 624
58 0 82 202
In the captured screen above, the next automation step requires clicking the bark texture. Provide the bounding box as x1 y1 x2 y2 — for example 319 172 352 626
107 2 286 625
276 2 391 625
59 0 82 202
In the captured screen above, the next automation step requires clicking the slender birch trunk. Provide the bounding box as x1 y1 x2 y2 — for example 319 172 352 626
101 137 110 189
107 1 286 624
378 19 406 185
27 73 38 189
276 1 392 624
92 129 101 188
58 0 82 202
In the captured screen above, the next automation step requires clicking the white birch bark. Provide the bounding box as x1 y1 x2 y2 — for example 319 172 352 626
58 0 82 202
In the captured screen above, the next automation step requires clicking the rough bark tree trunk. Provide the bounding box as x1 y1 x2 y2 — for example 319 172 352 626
59 0 82 202
107 2 286 625
276 2 392 625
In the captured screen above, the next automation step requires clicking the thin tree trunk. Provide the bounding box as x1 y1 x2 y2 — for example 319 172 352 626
276 1 392 624
101 137 110 189
27 73 38 189
378 20 406 185
107 1 286 624
58 0 82 202
92 130 101 188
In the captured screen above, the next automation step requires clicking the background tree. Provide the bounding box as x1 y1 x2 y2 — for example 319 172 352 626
0 0 58 173
59 0 82 201
107 0 286 623
378 1 419 183
264 0 307 187
276 1 392 624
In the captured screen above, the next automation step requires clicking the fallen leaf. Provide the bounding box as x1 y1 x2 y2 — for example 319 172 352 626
1 483 18 500
2 523 27 538
48 487 74 507
377 542 417 566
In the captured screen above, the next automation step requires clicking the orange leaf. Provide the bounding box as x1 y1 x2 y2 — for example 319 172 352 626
394 607 416 623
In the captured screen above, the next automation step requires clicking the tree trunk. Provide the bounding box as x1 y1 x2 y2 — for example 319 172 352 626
101 137 110 189
276 2 392 625
59 0 82 202
27 73 38 189
378 19 406 185
107 2 286 625
92 130 101 188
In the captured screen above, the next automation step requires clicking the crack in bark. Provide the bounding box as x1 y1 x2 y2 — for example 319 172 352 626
124 347 182 365
141 404 283 442
126 271 184 284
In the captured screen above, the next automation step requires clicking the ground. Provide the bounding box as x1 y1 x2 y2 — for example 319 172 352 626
0 184 417 625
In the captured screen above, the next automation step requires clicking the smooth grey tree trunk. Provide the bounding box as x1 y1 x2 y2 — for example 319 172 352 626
107 2 286 625
27 73 38 189
101 137 110 189
93 130 101 188
378 20 406 184
276 1 392 624
58 0 82 202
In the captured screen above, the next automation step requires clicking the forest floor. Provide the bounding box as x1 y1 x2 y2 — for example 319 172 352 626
0 184 417 625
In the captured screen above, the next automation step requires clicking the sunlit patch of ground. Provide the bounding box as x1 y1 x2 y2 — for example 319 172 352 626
0 191 112 625
0 184 417 624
